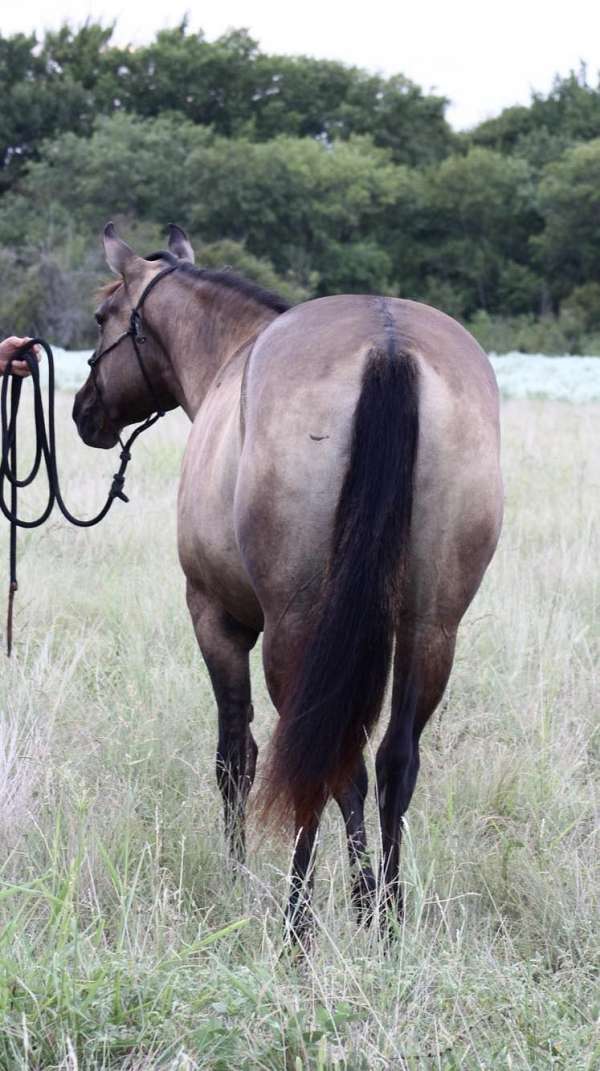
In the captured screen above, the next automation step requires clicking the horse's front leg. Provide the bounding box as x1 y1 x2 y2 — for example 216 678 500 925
186 581 259 865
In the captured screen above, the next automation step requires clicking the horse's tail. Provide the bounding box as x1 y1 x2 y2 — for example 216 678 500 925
261 341 420 829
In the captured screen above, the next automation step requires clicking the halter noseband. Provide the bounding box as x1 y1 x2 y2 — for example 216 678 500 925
88 263 177 440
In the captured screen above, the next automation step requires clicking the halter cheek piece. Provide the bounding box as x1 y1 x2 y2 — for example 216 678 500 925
88 263 178 443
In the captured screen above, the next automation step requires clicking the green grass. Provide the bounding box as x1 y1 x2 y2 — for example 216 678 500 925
0 397 598 1069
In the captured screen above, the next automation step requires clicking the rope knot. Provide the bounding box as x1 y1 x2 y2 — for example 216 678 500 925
109 473 129 503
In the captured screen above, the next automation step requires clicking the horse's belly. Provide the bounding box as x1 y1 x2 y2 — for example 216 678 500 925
177 389 262 630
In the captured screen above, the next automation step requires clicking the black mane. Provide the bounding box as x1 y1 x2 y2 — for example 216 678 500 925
148 250 290 314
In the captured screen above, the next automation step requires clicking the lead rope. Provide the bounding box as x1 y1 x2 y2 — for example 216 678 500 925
0 339 162 655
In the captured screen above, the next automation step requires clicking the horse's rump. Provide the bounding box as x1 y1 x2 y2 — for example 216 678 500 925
234 294 502 829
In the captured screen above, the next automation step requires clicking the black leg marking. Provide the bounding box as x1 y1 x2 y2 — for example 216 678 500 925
186 582 259 865
376 626 457 924
335 758 376 922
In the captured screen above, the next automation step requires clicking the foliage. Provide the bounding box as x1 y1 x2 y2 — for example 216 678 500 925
467 308 600 356
470 65 600 167
534 139 600 301
0 20 453 186
0 244 102 345
2 22 600 346
414 148 542 317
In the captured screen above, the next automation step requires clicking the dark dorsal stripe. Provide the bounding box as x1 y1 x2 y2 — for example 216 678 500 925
147 250 291 315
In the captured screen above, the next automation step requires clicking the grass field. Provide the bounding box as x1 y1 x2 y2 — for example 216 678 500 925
0 394 598 1069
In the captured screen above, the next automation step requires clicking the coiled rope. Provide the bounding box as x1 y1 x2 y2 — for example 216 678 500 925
0 339 161 655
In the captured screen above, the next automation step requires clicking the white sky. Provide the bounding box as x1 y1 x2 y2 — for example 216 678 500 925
2 0 600 129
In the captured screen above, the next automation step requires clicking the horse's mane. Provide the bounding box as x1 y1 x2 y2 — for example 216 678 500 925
96 278 123 301
97 252 291 315
151 250 291 314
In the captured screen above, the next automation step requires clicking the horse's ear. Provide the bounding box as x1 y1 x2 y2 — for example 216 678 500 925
102 222 142 277
167 223 195 263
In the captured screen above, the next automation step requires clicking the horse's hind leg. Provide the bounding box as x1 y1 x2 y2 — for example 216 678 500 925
284 775 376 941
262 621 325 942
284 812 322 943
334 758 376 922
376 624 456 918
186 581 259 864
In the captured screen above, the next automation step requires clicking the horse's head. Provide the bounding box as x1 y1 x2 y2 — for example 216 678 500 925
73 222 195 448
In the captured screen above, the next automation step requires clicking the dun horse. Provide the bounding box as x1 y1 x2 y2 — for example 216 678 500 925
74 223 503 934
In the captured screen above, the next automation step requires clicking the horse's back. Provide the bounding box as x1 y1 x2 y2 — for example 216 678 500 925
235 294 502 626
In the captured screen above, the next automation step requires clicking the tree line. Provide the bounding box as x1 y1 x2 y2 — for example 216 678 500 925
2 20 600 352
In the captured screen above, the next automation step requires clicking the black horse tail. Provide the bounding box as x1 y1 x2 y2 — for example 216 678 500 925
261 341 420 829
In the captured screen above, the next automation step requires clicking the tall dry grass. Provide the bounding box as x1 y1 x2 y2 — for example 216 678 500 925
0 395 597 1069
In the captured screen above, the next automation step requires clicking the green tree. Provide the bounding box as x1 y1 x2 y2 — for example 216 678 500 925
471 67 600 168
0 19 456 198
535 138 600 300
0 32 94 190
249 57 454 165
414 148 542 315
183 133 402 292
0 113 212 245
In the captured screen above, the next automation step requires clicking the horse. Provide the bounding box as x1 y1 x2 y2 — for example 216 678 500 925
73 222 503 936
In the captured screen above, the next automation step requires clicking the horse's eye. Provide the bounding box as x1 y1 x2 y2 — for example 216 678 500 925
95 312 105 327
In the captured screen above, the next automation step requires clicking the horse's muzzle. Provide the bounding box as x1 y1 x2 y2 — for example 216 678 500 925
72 387 119 449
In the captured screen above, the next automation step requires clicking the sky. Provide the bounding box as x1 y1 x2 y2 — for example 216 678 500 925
2 0 600 129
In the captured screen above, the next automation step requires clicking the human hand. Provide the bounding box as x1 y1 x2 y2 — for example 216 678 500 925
0 336 40 377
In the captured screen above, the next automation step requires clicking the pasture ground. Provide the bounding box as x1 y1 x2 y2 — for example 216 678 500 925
0 396 598 1069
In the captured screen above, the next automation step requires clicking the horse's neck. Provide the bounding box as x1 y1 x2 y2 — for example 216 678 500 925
163 289 277 419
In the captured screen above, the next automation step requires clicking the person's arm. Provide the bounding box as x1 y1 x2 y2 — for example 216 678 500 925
0 336 37 377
